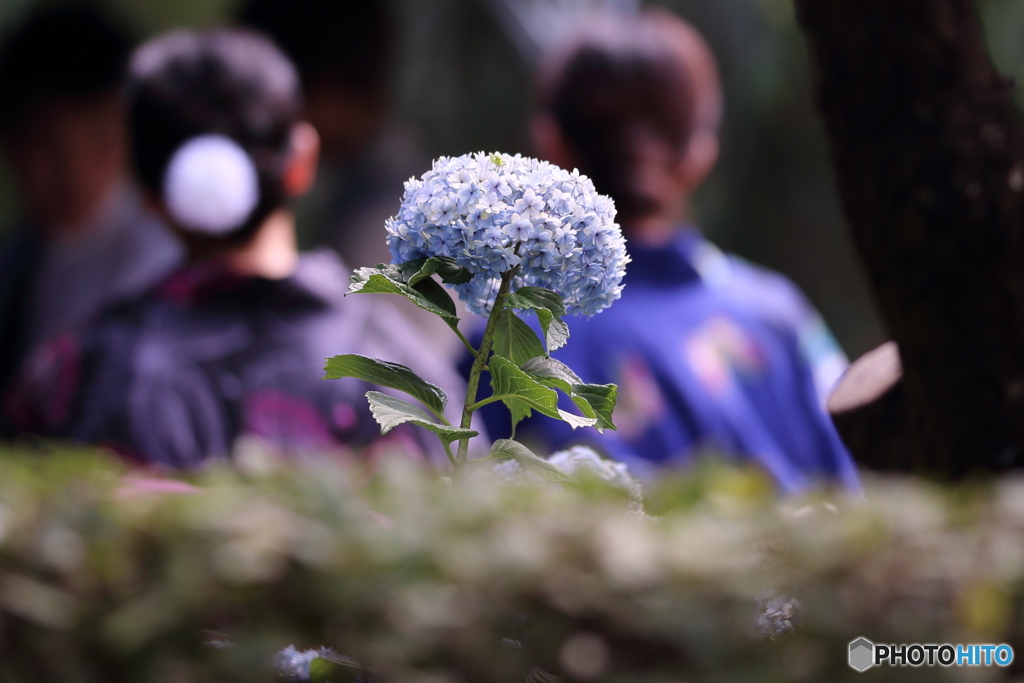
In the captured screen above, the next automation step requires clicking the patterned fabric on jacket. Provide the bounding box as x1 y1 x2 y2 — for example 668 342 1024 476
4 250 453 467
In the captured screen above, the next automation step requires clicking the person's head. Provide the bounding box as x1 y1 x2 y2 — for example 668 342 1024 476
128 28 319 257
0 2 133 232
533 9 722 239
238 0 394 164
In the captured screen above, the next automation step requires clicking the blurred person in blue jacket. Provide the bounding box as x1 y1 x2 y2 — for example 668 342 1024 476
472 9 858 492
4 28 460 467
0 3 182 409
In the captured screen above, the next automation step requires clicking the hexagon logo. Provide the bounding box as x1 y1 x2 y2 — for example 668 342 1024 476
849 637 875 672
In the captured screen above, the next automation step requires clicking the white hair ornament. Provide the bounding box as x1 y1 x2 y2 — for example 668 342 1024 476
162 134 260 235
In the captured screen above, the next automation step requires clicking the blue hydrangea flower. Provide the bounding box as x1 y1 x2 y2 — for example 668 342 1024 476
272 645 323 681
385 152 630 317
272 645 354 681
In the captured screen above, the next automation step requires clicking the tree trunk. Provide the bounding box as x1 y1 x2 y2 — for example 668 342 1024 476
795 0 1024 477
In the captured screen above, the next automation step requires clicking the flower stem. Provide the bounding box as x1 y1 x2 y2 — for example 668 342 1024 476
466 395 503 413
452 325 478 358
453 270 515 480
442 441 458 468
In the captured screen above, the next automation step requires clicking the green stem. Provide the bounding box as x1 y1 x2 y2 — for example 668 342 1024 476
453 269 516 480
442 441 458 468
452 325 478 359
467 395 503 413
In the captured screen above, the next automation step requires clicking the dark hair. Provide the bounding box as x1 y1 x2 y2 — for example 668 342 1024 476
539 14 697 223
237 0 394 98
0 1 133 131
128 28 302 243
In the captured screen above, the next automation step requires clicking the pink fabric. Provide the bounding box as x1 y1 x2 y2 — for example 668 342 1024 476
3 332 80 432
244 388 335 449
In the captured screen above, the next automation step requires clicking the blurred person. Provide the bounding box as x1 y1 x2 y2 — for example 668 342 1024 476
473 10 857 492
0 2 182 405
3 28 460 467
238 0 464 361
237 0 414 269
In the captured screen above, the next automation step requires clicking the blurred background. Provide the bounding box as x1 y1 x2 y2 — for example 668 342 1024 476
2 0 1024 359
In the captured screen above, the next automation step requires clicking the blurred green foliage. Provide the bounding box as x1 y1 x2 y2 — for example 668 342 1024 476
2 444 1024 681
3 0 1024 358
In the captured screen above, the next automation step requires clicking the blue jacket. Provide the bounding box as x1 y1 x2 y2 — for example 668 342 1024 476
472 230 859 492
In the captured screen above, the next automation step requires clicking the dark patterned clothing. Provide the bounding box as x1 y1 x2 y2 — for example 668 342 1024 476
0 187 182 419
4 250 445 468
0 230 42 418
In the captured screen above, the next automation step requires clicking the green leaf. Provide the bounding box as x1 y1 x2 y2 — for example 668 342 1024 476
324 354 447 417
488 356 597 431
570 383 618 430
536 310 571 352
406 256 472 286
520 357 618 431
309 658 337 683
521 356 599 426
366 392 477 444
489 356 559 424
349 264 459 323
309 656 361 683
507 287 567 317
411 278 461 320
490 439 576 483
492 310 546 366
519 356 582 389
557 409 601 430
507 287 570 352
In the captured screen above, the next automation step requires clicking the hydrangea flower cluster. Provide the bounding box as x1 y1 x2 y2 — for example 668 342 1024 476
386 152 629 317
272 645 324 681
272 645 353 681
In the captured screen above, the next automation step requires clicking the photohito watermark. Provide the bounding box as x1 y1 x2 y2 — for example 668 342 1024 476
848 638 1014 672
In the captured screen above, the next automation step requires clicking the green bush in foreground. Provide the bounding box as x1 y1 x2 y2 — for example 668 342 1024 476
0 445 1021 682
